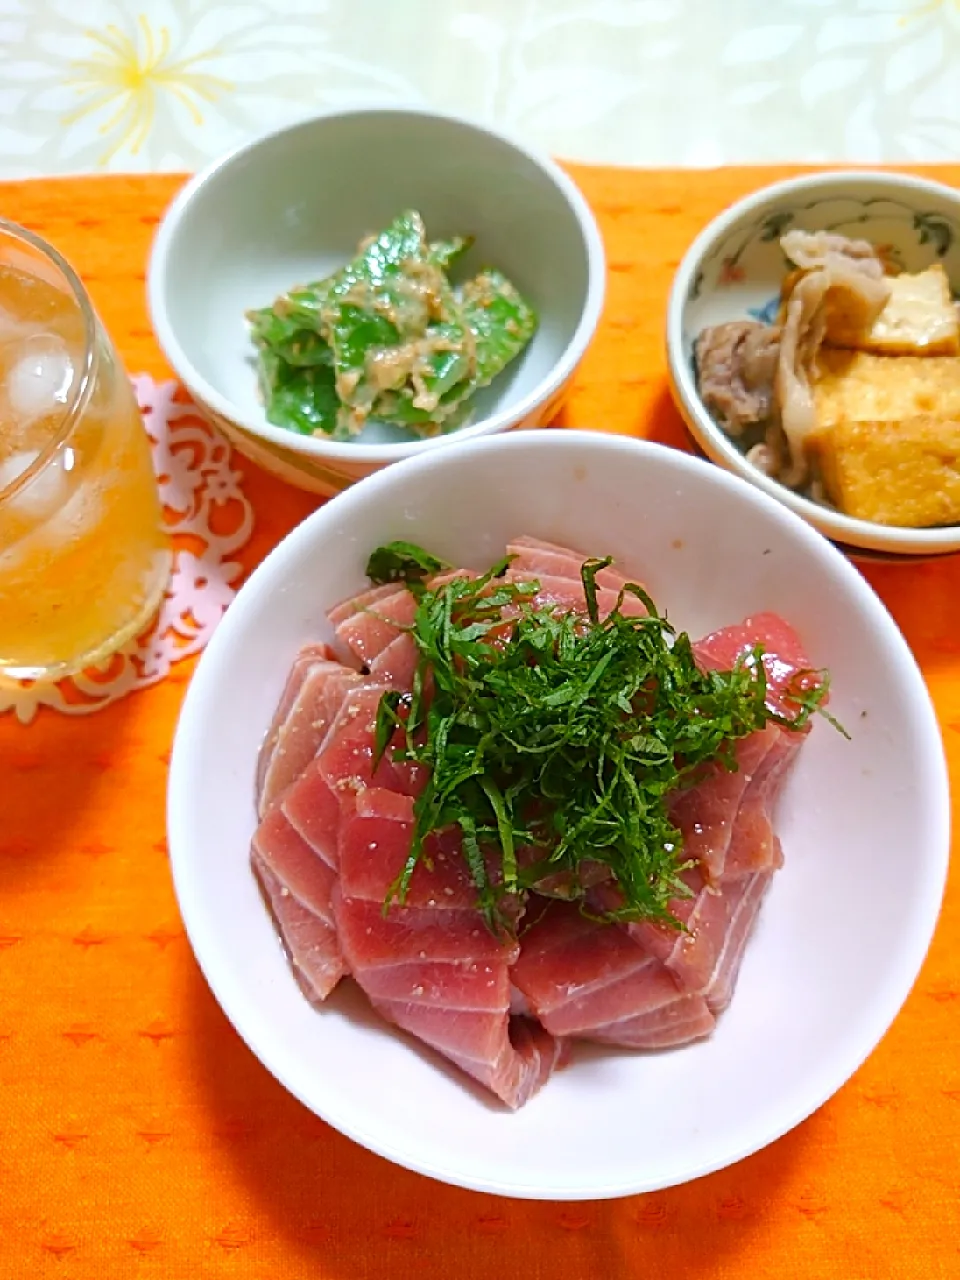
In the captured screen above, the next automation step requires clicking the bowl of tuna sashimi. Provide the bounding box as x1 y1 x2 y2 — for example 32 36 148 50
167 430 948 1199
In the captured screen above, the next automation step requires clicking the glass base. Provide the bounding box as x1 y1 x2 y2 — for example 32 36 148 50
0 547 173 685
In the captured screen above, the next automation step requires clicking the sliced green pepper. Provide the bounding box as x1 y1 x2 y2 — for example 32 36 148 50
259 349 340 436
459 269 538 387
247 212 536 441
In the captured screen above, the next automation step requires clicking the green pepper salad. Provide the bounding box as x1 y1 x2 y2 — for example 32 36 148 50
247 211 538 441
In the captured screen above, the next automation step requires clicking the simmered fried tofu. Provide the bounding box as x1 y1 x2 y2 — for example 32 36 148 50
813 350 960 429
825 265 959 355
810 415 960 527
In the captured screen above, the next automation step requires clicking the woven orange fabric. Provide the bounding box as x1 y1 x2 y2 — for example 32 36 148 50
0 169 958 1279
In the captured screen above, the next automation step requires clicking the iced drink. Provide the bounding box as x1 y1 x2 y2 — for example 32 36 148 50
0 221 171 681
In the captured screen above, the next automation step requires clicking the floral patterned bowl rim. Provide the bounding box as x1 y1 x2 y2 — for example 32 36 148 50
665 169 960 558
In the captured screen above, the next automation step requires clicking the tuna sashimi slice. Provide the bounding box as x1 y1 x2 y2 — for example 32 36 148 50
439 1016 570 1110
316 684 426 799
282 760 342 870
584 993 716 1049
334 787 564 1109
257 659 365 817
505 568 648 620
252 806 338 927
505 536 639 592
723 729 798 878
281 684 424 868
369 632 419 689
669 723 781 883
623 868 772 1012
328 582 404 628
252 853 345 1004
694 611 818 720
701 871 772 1013
338 797 483 911
511 901 715 1048
334 589 419 667
336 897 509 965
255 644 331 795
328 569 476 629
658 613 813 883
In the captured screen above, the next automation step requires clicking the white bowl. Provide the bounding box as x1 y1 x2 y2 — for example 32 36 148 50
167 431 949 1199
666 170 960 558
148 107 605 495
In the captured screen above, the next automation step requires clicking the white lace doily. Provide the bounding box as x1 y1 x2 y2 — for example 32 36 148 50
0 376 254 724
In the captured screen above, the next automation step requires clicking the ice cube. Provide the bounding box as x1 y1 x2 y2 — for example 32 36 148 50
4 336 74 423
0 448 69 518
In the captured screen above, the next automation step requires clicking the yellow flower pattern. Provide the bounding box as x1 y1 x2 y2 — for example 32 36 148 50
64 14 232 164
0 0 956 173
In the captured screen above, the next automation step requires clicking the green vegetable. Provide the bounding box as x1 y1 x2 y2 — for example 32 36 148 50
319 214 475 434
247 211 536 440
247 304 334 367
459 269 538 388
366 540 449 592
370 545 835 935
428 235 474 270
258 349 340 436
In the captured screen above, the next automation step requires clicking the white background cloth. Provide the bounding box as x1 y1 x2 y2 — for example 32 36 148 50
0 0 958 175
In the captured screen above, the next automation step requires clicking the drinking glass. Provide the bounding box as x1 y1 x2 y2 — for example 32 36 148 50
0 218 171 682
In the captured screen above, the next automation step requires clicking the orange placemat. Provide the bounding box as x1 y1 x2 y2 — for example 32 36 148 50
0 169 958 1279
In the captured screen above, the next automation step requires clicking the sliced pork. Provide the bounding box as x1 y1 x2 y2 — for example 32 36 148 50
694 320 782 436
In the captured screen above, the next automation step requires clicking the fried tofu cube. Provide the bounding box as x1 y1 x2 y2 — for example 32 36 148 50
813 351 960 429
810 416 960 526
825 265 959 355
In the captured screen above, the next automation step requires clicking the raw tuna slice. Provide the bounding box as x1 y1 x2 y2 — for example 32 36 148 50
505 536 638 592
668 613 815 882
511 901 716 1049
328 570 474 633
328 582 403 628
623 868 772 1012
505 569 648 620
668 723 782 883
282 683 424 866
334 787 565 1109
723 729 798 878
257 659 365 816
252 852 345 1005
334 588 419 667
253 806 338 926
256 645 332 795
694 612 817 720
369 631 419 689
584 992 718 1049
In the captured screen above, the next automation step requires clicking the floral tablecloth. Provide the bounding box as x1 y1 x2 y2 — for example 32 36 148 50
0 0 959 174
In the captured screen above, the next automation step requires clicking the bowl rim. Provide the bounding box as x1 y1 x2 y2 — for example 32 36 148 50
665 167 960 556
147 103 606 463
167 428 951 1199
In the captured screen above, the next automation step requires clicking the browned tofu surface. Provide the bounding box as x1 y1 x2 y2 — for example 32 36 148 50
825 265 959 356
813 351 960 429
810 415 960 527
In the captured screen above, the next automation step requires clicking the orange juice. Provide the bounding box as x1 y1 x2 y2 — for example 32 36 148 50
0 229 171 681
